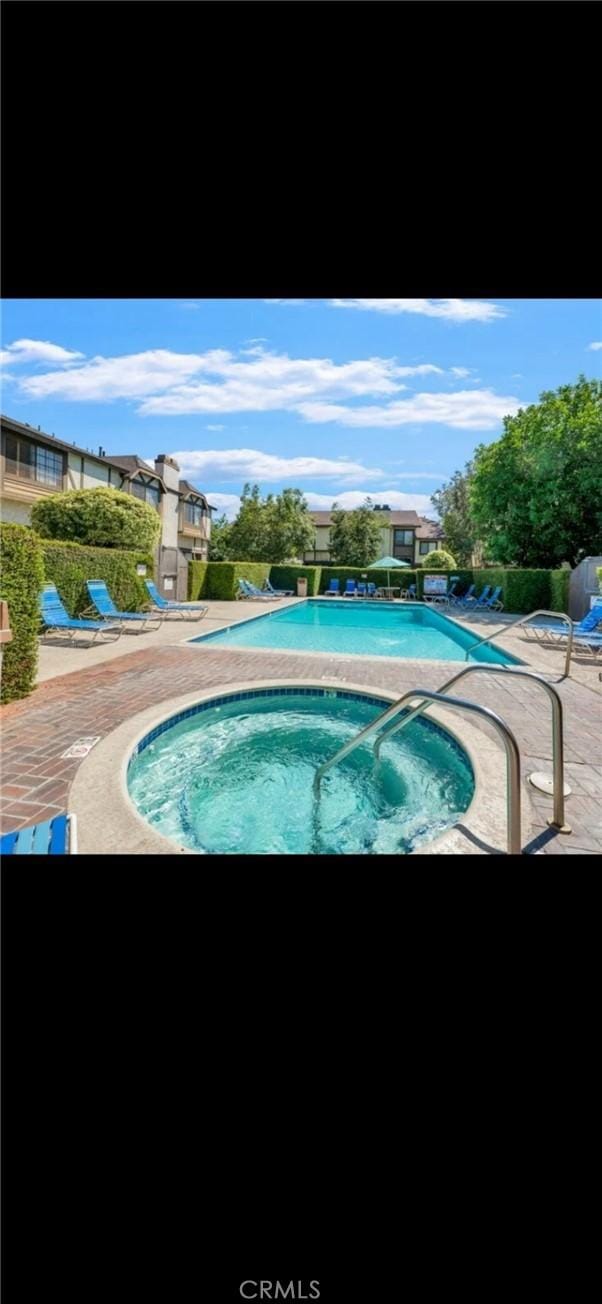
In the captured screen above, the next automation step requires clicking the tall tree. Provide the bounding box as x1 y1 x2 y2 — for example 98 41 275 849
470 376 602 567
208 513 232 561
329 499 386 567
430 462 480 566
224 483 314 563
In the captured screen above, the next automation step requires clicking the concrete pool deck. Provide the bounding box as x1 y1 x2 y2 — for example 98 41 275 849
1 596 600 855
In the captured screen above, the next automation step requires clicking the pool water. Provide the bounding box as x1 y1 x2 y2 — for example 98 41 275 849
128 689 475 855
191 600 519 665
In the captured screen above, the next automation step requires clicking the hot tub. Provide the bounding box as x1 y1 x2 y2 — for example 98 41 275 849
127 685 475 855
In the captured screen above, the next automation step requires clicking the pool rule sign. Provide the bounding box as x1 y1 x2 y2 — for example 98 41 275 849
424 575 447 595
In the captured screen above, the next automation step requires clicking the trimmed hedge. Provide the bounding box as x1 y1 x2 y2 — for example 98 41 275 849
188 561 209 600
0 523 45 703
319 566 418 594
473 568 551 615
204 561 272 600
186 558 574 613
41 540 154 616
270 565 321 595
549 569 570 615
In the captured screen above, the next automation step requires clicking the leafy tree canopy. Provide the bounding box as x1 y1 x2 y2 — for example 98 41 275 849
470 376 602 567
224 484 315 563
431 462 479 566
30 486 161 552
329 498 387 568
208 513 232 561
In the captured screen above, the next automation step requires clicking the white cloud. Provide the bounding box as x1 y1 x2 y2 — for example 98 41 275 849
450 366 471 378
304 490 434 514
19 345 420 411
172 447 384 484
330 298 507 322
206 423 225 431
587 341 602 351
298 387 520 430
19 348 223 400
178 302 200 311
204 492 242 520
0 338 84 366
263 299 307 306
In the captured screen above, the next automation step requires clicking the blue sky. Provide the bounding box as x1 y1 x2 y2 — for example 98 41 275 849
2 298 600 518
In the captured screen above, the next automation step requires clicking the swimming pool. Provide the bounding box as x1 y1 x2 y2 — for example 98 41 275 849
127 686 475 855
189 600 520 665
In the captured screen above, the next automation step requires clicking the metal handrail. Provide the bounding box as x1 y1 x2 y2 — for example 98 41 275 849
463 609 574 677
313 688 523 854
373 664 569 832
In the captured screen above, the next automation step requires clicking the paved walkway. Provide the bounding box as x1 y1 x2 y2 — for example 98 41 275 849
1 599 600 854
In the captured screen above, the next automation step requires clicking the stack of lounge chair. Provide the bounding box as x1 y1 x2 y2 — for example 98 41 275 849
238 579 280 601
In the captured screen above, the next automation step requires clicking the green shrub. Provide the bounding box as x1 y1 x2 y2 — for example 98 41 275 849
41 539 154 615
188 561 209 600
418 548 457 569
0 523 45 703
549 569 571 615
269 565 321 595
31 486 161 552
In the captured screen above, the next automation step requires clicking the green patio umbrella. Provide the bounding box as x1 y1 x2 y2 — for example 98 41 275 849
367 555 410 590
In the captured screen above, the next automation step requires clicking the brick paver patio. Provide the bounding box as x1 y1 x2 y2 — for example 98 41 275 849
1 618 601 854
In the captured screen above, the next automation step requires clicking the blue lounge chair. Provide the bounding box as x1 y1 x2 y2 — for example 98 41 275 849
456 583 476 608
325 579 340 596
145 579 208 620
400 583 417 602
263 577 294 596
523 602 602 654
477 585 504 611
357 582 367 597
40 584 121 645
463 584 490 609
238 579 277 601
344 580 357 597
1 812 77 855
366 582 377 597
85 580 162 633
447 581 461 605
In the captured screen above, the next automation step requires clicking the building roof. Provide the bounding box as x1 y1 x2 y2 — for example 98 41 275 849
415 516 445 541
310 509 422 527
106 454 161 479
1 413 126 472
2 415 215 507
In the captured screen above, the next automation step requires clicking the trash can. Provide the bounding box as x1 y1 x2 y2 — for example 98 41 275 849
296 577 308 597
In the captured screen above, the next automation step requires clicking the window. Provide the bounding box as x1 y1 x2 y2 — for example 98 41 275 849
36 446 63 486
419 540 436 555
131 475 161 509
394 529 414 547
184 500 207 528
4 433 63 487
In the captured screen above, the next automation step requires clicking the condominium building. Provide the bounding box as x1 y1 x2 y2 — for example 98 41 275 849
0 414 214 599
304 506 445 565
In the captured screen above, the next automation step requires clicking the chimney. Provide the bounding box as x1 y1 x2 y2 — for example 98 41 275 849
155 453 180 492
